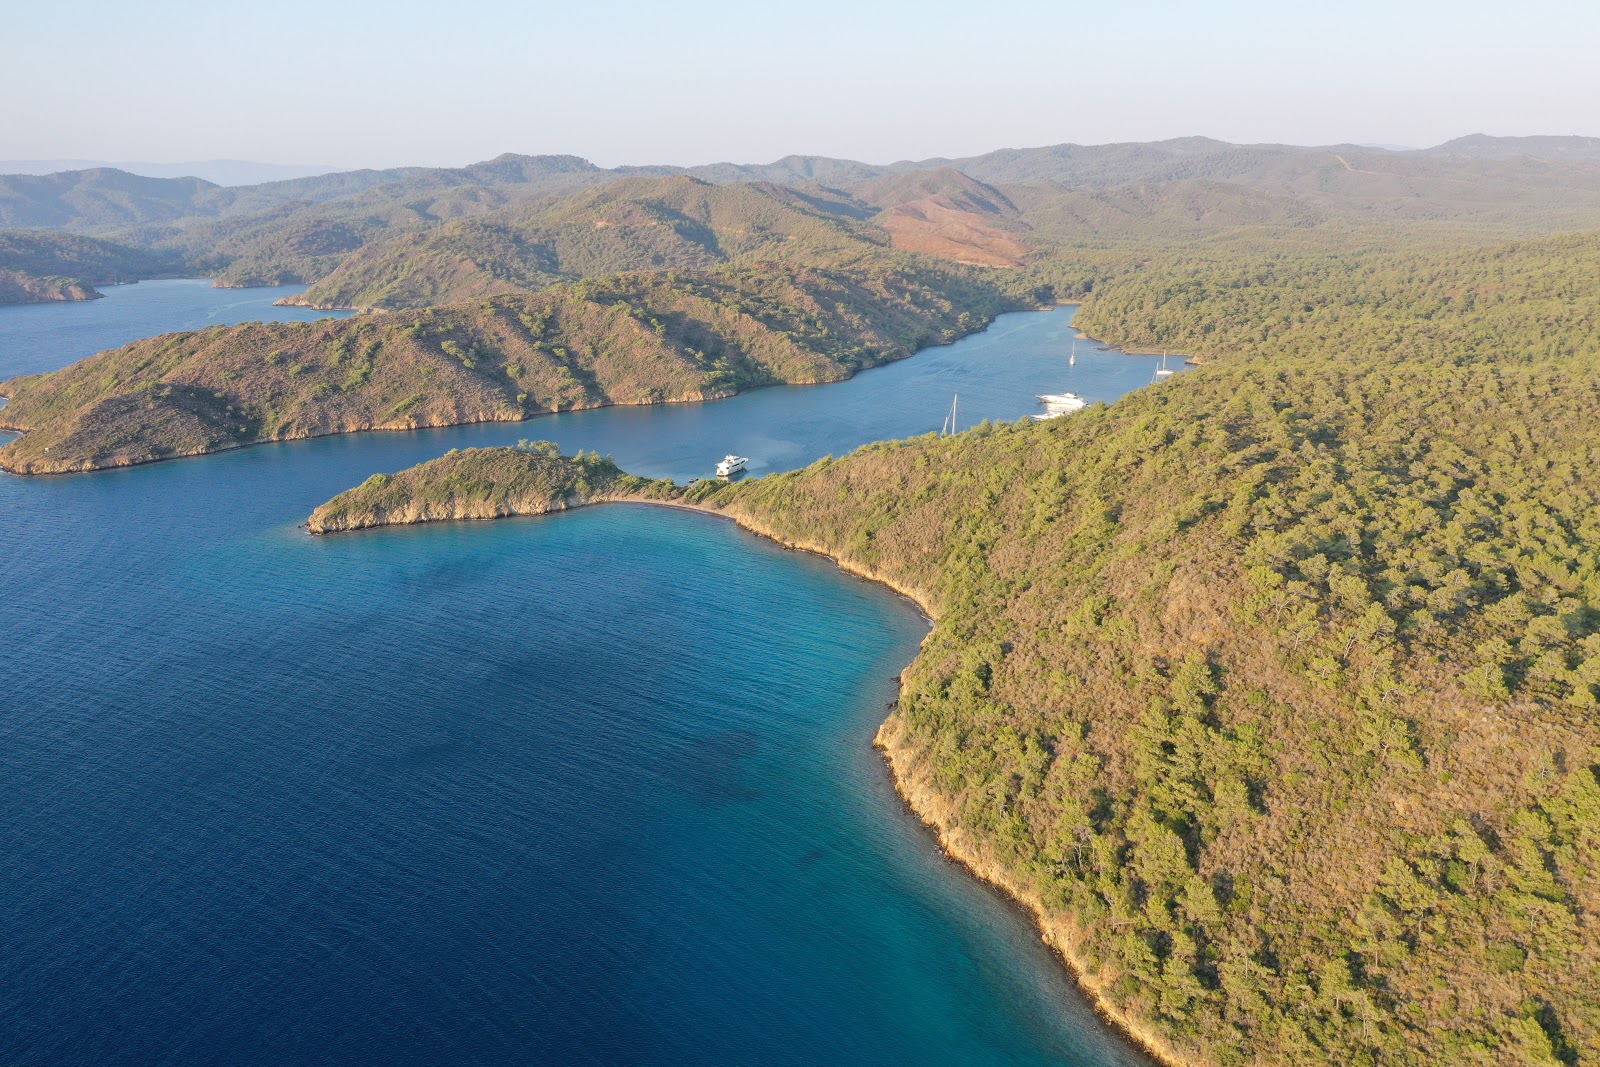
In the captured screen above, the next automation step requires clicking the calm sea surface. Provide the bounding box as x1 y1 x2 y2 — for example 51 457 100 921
0 279 355 378
0 285 1177 1065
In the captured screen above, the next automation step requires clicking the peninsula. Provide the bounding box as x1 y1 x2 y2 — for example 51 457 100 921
0 261 1033 474
307 444 679 533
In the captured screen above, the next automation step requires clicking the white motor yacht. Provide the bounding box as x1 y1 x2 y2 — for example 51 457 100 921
1036 392 1087 410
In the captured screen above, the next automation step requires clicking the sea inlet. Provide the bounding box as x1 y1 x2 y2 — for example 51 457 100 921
0 284 1177 1065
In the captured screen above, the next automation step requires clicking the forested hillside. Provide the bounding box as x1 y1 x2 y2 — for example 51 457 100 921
1068 228 1600 361
283 176 890 309
678 231 1600 1066
0 230 182 304
0 260 1034 473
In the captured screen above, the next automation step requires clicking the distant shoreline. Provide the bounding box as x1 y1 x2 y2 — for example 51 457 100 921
0 293 1035 476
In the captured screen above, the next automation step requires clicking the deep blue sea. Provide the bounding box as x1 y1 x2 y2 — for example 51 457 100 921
0 284 1175 1065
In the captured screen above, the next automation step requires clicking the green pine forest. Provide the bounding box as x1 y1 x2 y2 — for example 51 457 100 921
689 227 1600 1067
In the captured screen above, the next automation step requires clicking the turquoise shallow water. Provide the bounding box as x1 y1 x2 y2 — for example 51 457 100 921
0 288 1172 1065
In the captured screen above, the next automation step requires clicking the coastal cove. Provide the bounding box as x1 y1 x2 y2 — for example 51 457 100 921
0 278 354 379
0 298 1176 1065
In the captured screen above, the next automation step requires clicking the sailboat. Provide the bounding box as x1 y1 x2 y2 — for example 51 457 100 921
1069 339 1077 367
1154 350 1176 380
941 392 959 436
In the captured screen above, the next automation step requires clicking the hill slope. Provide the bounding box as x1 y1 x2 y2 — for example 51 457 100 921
0 261 1033 473
0 230 184 304
849 169 1031 267
285 175 890 309
1423 134 1600 160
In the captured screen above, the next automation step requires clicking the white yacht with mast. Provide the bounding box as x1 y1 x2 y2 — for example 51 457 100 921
941 393 959 436
1154 350 1176 380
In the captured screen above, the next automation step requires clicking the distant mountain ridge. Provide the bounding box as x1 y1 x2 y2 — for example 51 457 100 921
0 159 344 186
3 134 1600 306
1418 134 1600 159
8 133 1599 234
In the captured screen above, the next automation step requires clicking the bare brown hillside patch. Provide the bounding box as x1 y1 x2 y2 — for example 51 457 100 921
881 198 1032 268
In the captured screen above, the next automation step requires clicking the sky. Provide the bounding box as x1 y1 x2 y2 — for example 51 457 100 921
6 0 1597 170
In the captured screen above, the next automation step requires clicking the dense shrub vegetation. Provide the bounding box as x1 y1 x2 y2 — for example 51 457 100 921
681 230 1600 1066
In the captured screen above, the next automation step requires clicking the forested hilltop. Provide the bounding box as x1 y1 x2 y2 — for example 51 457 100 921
0 260 1035 473
308 225 1600 1067
277 175 895 310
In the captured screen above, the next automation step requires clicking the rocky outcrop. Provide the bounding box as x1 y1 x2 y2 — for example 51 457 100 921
0 269 100 304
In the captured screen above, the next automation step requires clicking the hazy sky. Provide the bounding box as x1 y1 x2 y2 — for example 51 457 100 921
7 0 1596 169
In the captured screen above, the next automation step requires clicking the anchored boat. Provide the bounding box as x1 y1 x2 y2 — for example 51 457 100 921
715 454 748 477
1036 392 1087 410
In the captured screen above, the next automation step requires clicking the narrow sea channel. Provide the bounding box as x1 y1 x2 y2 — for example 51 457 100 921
0 284 1173 1065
